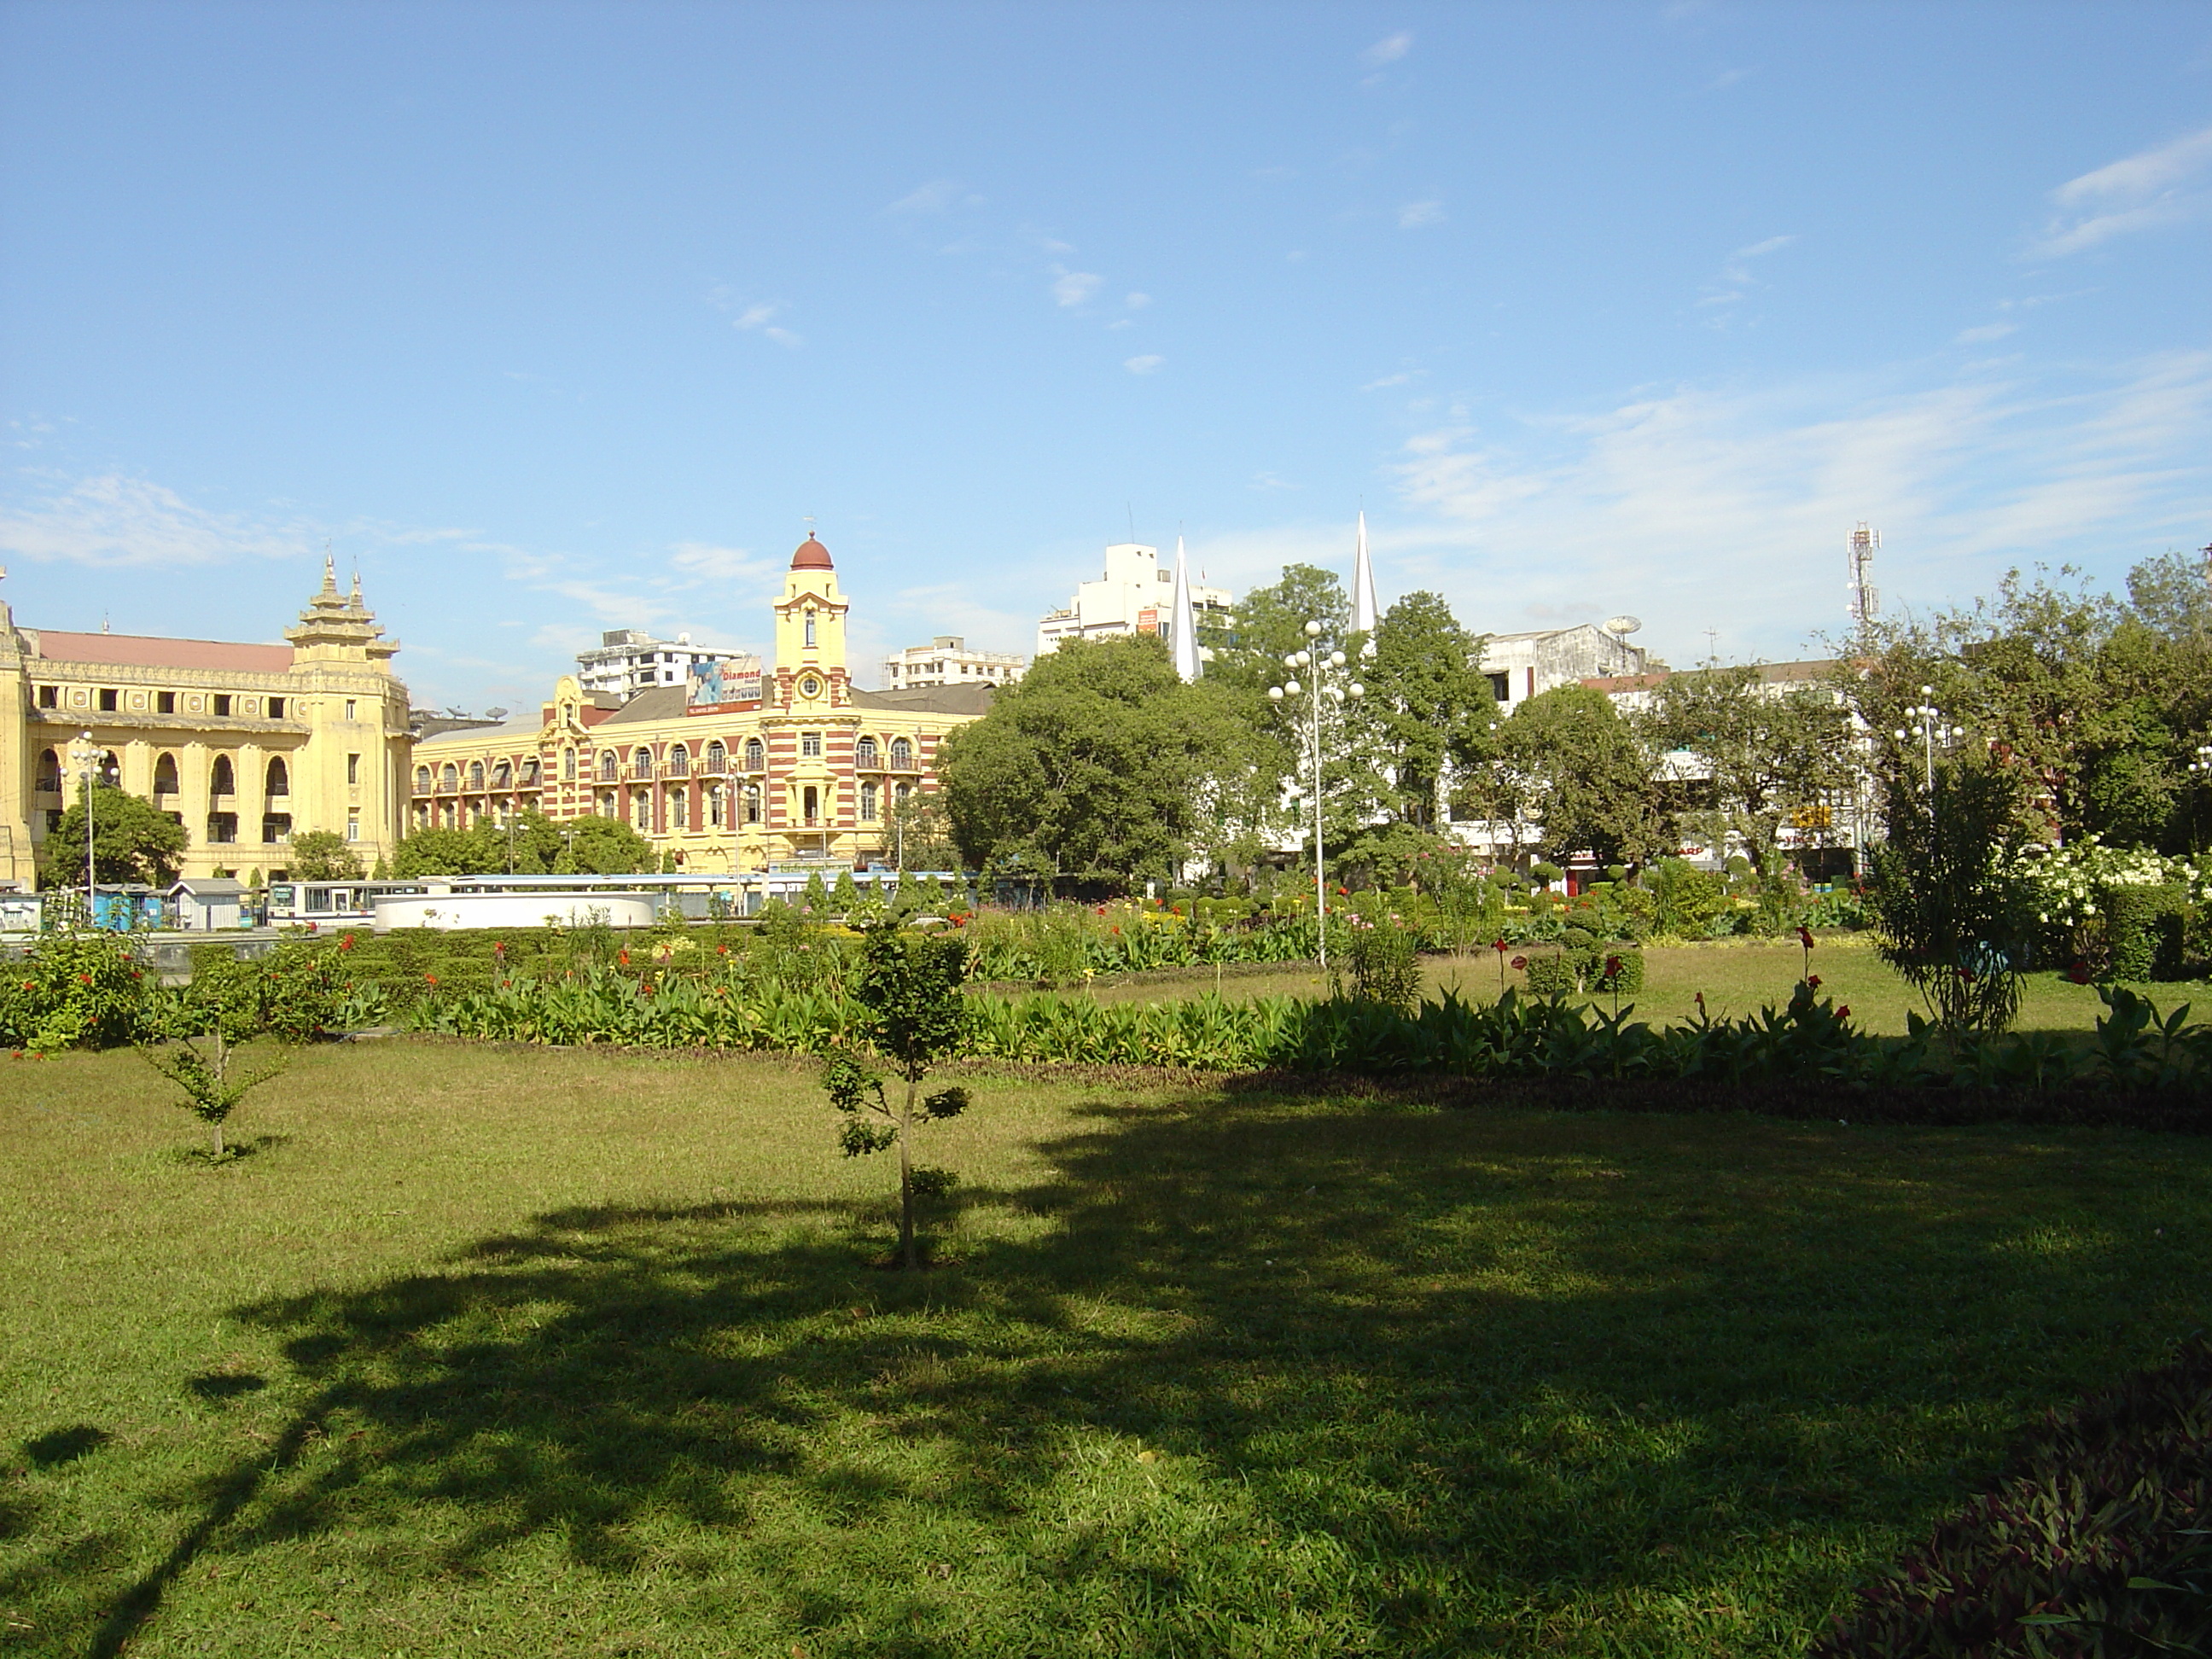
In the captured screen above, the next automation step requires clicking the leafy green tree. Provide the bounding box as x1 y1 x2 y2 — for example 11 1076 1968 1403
1867 751 2034 1032
886 789 961 871
822 923 973 1269
552 813 655 875
1479 686 1662 867
40 784 188 888
288 830 366 882
938 634 1236 888
1639 665 1857 876
391 825 498 876
143 949 280 1158
1358 591 1494 830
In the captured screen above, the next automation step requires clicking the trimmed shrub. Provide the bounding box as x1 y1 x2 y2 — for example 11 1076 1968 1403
1812 1336 2212 1658
1592 946 1644 996
2105 882 2186 982
1522 952 1578 998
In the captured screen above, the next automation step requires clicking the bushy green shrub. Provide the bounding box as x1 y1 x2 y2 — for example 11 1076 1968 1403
1648 858 1728 938
2104 882 2187 981
1346 923 1422 1011
1522 952 1578 998
1592 947 1644 995
0 928 149 1051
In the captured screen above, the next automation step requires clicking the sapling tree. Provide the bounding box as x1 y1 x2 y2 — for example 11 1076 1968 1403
143 952 280 1158
823 923 973 1268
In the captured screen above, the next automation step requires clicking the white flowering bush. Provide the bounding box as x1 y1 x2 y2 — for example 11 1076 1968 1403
2005 838 2205 928
2003 837 2209 980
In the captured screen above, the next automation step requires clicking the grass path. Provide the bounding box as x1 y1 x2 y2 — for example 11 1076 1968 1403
3 1041 2209 1656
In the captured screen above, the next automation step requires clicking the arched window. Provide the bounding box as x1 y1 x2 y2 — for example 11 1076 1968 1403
562 748 577 782
633 748 654 780
154 753 180 795
414 765 431 793
35 749 61 792
705 740 727 774
743 783 761 824
265 756 290 797
855 736 879 767
468 760 485 790
860 781 878 821
100 752 120 788
805 612 818 649
667 745 690 777
704 784 723 829
492 759 512 788
600 750 617 782
211 754 236 796
890 736 913 770
894 780 912 805
802 784 819 823
633 791 651 830
744 737 765 771
671 787 689 830
440 763 458 791
521 758 540 786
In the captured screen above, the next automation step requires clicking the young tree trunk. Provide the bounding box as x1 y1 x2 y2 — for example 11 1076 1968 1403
211 1028 227 1159
899 1075 917 1270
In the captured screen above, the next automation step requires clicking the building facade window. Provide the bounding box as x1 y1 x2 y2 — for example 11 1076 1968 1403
633 748 653 779
415 765 432 793
35 749 61 791
562 748 577 782
744 737 765 771
346 753 360 785
345 699 358 720
667 745 690 777
671 788 689 830
890 737 913 770
207 812 238 844
211 755 236 796
346 811 360 841
802 784 818 823
38 685 57 708
743 783 761 824
265 757 289 797
634 791 651 830
704 740 726 773
860 782 878 821
855 736 879 767
263 813 293 845
805 613 817 649
468 760 485 789
157 691 175 713
599 750 616 782
440 763 458 791
268 697 286 719
154 754 180 795
99 688 118 712
800 732 822 759
214 695 232 717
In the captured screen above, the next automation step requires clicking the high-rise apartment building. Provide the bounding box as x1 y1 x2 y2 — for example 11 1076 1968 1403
1035 543 1231 659
882 637 1025 690
575 630 726 701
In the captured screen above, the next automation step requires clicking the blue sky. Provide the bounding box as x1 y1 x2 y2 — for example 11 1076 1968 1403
2 1 2208 710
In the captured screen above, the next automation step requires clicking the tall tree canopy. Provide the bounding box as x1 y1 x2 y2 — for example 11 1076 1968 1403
1483 685 1662 867
42 784 189 888
392 812 654 877
937 635 1236 885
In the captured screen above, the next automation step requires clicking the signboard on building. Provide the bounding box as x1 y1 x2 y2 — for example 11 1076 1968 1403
686 655 763 713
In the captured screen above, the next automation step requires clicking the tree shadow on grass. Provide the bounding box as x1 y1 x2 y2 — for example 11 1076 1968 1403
66 1094 2212 1657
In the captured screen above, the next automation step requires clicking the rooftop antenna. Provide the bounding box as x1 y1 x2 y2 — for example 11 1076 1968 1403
804 514 817 541
1703 626 1720 661
1126 502 1136 544
1848 522 1881 632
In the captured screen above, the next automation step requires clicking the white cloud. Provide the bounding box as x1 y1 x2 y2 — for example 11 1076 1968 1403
1381 352 2212 663
1360 32 1412 67
762 326 802 349
0 474 322 568
731 303 778 330
1361 370 1419 391
1051 267 1103 307
666 542 776 585
1955 322 2018 345
888 178 962 214
1397 200 1444 230
2033 124 2212 257
1124 355 1165 375
1126 291 1152 309
1699 234 1796 323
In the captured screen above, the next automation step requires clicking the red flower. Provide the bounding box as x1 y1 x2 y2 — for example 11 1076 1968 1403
1492 939 1507 953
1111 926 1121 934
1604 955 1623 977
1511 956 1528 970
340 934 355 952
1796 926 1814 949
1806 974 1821 989
1835 1004 1852 1020
1337 887 1348 896
2063 959 2093 986
424 973 439 986
618 949 631 966
1695 991 1706 1007
1958 966 1975 981
717 944 730 956
1097 905 1108 916
79 975 92 986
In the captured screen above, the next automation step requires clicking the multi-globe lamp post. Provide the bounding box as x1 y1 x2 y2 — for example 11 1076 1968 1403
2190 742 2212 854
67 730 101 922
1895 687 1961 797
1267 620 1364 970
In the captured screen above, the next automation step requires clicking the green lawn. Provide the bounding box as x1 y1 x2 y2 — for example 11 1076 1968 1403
4 1041 2209 1656
1068 940 2185 1036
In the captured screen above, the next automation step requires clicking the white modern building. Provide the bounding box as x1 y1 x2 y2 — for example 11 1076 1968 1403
576 630 728 701
1036 543 1232 660
882 637 1027 691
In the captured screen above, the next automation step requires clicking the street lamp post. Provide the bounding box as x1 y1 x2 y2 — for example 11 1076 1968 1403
1268 619 1365 970
2189 743 2212 855
1894 686 1960 799
67 731 100 923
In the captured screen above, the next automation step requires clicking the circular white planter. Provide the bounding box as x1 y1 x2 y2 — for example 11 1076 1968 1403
370 892 659 934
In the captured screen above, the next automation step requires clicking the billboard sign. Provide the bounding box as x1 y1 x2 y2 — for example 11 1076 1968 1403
687 655 763 713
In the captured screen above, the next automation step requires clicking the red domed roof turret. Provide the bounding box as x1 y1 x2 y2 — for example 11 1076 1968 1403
790 535 834 571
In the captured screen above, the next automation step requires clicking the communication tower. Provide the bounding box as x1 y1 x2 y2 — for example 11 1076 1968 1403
1847 523 1880 630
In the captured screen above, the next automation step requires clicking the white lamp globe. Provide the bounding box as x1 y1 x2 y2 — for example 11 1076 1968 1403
1330 650 1346 667
1304 620 1322 637
1267 686 1284 701
1348 683 1365 700
1284 678 1301 695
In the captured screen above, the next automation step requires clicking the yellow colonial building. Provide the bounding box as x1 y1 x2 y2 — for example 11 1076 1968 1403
408 535 990 869
0 563 414 886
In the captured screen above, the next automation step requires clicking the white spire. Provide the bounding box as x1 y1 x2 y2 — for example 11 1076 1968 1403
1170 535 1201 684
1352 510 1379 655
